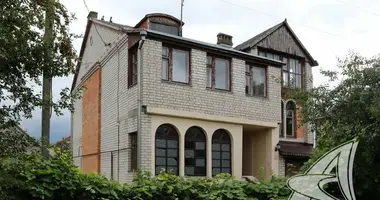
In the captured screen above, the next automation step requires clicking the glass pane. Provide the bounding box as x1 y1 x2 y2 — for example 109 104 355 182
212 168 221 176
156 157 166 165
274 54 280 60
132 74 137 84
196 159 205 167
213 159 220 167
156 166 165 175
296 75 301 88
267 53 273 59
185 158 195 166
289 58 295 73
283 72 288 86
287 117 294 135
222 160 230 167
167 140 178 148
195 150 205 157
221 144 230 151
289 74 295 87
206 67 212 87
222 168 231 174
185 167 194 175
212 151 221 159
156 139 166 148
287 110 294 118
172 49 189 83
167 149 177 157
185 141 194 149
195 167 205 175
167 158 177 166
156 148 166 156
296 61 301 74
212 143 220 151
162 47 169 56
259 51 265 57
222 152 230 159
282 58 288 70
207 56 212 65
185 150 194 158
162 59 168 80
215 58 229 90
196 142 205 150
167 167 178 175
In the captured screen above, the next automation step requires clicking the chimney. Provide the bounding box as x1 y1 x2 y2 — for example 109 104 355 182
217 33 233 48
87 11 98 19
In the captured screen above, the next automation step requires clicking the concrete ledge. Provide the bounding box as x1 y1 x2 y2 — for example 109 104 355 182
144 106 278 128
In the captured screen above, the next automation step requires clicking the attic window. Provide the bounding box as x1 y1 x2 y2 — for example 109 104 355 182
150 22 179 36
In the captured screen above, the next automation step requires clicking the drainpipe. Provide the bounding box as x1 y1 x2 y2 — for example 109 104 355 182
137 30 147 170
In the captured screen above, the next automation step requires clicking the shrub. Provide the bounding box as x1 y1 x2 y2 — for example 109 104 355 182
0 153 291 200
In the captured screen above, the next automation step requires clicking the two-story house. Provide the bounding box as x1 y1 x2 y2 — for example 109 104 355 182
235 19 318 176
71 11 314 182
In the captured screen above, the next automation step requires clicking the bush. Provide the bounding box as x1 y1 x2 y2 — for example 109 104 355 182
0 152 291 200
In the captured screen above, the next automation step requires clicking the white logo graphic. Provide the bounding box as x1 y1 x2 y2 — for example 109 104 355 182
287 140 358 200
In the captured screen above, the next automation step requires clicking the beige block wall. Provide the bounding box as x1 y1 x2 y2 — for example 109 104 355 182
150 115 243 179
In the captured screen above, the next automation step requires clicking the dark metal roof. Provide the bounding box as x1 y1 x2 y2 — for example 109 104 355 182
134 13 184 28
234 19 318 66
278 141 313 158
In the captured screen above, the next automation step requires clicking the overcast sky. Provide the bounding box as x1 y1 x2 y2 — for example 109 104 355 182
20 0 380 142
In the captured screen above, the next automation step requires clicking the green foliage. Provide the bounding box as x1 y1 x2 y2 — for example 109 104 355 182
0 153 291 200
0 0 80 129
287 51 380 199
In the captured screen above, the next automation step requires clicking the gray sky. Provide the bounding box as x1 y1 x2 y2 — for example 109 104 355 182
20 0 380 142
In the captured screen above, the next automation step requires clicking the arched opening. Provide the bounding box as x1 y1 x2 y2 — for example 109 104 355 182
155 124 179 175
184 126 206 176
212 129 231 176
286 101 296 136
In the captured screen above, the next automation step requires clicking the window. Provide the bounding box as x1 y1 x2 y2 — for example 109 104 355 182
162 46 190 84
129 132 137 172
286 101 296 136
155 124 179 175
150 22 179 36
245 64 266 97
206 55 230 90
280 101 284 137
283 58 302 88
128 47 138 87
212 129 231 176
185 127 206 176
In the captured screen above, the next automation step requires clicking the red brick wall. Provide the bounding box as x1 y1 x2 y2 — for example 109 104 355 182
82 68 101 173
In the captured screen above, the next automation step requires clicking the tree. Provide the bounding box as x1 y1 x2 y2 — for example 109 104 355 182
0 0 80 130
289 51 380 199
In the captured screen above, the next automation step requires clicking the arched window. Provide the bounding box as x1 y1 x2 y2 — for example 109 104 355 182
280 101 284 137
185 126 206 176
155 124 179 175
212 129 231 176
286 101 296 136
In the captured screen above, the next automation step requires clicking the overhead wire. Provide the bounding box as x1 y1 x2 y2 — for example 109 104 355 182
82 0 110 46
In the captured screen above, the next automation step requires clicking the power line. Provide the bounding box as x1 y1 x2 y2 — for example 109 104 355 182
219 0 343 37
334 0 380 17
82 0 110 46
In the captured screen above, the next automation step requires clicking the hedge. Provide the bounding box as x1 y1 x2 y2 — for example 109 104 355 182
0 152 291 200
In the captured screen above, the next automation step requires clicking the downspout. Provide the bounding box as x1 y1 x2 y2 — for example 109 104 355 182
116 46 120 181
137 30 147 170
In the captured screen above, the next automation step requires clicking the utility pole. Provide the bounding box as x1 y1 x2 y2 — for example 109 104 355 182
41 0 54 157
180 0 184 36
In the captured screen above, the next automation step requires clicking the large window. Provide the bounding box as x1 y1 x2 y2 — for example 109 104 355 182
162 46 190 84
207 55 230 90
258 50 303 88
185 127 206 176
286 101 296 137
150 22 179 36
245 64 266 97
128 47 138 87
212 129 231 176
155 124 179 175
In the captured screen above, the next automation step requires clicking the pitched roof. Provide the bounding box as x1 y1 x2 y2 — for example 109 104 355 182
235 19 318 66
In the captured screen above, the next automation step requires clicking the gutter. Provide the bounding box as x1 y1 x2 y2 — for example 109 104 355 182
137 30 147 169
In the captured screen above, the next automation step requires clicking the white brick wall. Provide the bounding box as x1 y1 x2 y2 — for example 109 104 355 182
279 155 285 176
100 38 137 182
71 95 82 167
141 39 282 123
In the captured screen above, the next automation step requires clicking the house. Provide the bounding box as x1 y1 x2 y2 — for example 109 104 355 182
70 11 313 182
235 19 318 176
0 125 38 156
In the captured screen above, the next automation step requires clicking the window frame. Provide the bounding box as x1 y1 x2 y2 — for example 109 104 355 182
212 129 231 176
129 132 137 172
150 22 180 36
245 63 267 97
184 126 207 177
162 45 191 84
128 44 138 88
286 101 296 137
206 54 231 91
155 124 180 175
